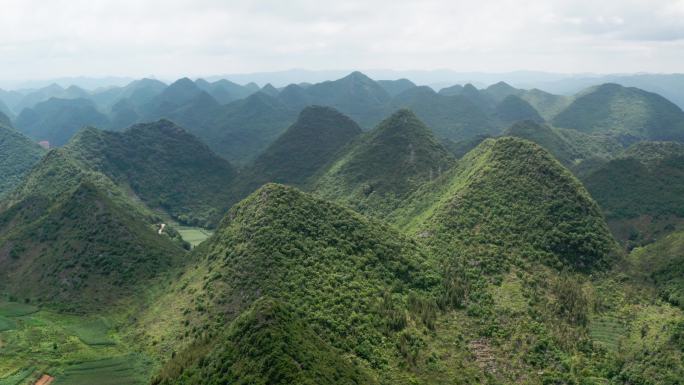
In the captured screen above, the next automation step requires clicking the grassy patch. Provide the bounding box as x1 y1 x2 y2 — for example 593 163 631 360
0 367 36 385
0 317 17 332
176 226 213 247
65 318 115 346
52 354 151 385
589 315 626 351
0 303 39 317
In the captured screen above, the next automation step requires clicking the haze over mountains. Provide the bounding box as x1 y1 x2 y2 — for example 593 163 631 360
1 69 684 384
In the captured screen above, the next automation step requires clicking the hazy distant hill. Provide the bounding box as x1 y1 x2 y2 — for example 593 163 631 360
553 83 684 142
390 86 500 141
237 106 362 195
14 97 109 146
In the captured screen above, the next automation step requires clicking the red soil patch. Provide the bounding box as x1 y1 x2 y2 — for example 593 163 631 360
34 374 54 385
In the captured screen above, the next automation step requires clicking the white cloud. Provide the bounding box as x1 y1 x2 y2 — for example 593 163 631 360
0 0 683 81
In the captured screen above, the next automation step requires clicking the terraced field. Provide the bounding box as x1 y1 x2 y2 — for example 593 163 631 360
52 355 151 385
589 315 627 351
0 301 152 385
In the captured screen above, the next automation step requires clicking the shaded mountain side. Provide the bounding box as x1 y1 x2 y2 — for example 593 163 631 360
91 78 167 110
482 81 522 103
629 229 684 310
553 83 684 142
519 88 572 120
0 181 184 311
504 120 580 167
441 134 492 159
233 106 362 200
200 92 299 164
195 78 257 104
152 297 376 385
494 95 544 125
11 84 91 114
14 97 109 146
377 78 417 97
0 109 11 127
313 109 456 217
582 142 684 247
299 71 391 128
390 86 500 141
393 137 616 272
0 122 46 197
64 120 237 227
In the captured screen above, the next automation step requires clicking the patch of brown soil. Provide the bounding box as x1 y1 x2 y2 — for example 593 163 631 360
34 374 54 385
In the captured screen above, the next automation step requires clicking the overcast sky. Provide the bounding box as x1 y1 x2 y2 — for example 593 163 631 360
2 0 683 81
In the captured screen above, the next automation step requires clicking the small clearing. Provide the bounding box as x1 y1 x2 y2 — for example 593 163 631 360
34 375 54 385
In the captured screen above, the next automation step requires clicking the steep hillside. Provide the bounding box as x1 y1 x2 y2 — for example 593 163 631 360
0 181 184 310
390 87 500 141
377 78 417 97
0 122 45 197
0 109 11 126
237 106 362 196
553 83 684 141
482 81 521 102
301 71 391 127
504 120 579 166
583 141 684 246
395 137 615 272
493 95 544 125
314 109 456 216
201 92 298 164
14 98 109 146
12 84 90 114
195 78 257 104
146 184 438 383
153 297 375 385
519 88 572 120
64 120 238 226
629 229 684 309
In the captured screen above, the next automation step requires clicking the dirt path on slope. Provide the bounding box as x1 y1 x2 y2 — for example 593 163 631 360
34 374 54 385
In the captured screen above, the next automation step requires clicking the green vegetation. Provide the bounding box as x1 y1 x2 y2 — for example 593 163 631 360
3 75 684 384
0 123 45 197
146 183 440 383
14 98 109 146
153 298 375 385
201 92 298 164
65 120 237 227
0 181 184 310
390 86 499 141
65 317 115 346
395 136 615 272
629 229 684 309
583 141 684 246
553 83 684 141
235 106 362 197
176 226 213 247
314 109 455 217
52 355 151 385
493 95 544 125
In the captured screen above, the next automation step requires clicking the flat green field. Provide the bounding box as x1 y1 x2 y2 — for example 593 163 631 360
177 226 213 247
0 303 38 317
